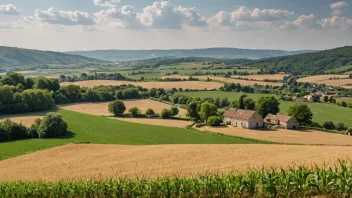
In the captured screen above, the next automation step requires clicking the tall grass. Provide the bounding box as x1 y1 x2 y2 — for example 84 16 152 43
1 160 352 197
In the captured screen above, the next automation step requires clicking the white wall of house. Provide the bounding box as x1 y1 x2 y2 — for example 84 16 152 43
223 116 263 129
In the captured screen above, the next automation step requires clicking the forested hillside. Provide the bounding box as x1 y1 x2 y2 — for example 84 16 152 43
242 46 352 75
67 48 314 62
0 46 106 68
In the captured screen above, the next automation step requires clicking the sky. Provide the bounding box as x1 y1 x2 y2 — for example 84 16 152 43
0 0 351 51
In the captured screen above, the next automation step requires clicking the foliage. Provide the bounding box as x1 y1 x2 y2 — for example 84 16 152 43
128 107 141 117
349 73 352 79
336 123 347 131
33 77 60 91
2 161 352 197
199 102 218 123
323 121 335 130
161 109 172 119
187 101 201 120
287 104 313 125
170 106 179 116
0 120 27 142
255 97 280 117
207 116 222 126
145 108 155 116
108 100 126 116
37 113 68 138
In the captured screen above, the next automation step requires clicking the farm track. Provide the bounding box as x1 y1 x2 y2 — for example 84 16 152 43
0 144 351 181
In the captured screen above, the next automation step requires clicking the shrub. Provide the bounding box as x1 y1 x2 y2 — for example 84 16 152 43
336 123 347 131
309 122 322 128
145 108 155 117
108 100 126 116
0 119 27 141
128 107 141 117
170 106 179 116
323 121 335 130
38 113 68 138
207 116 222 126
161 109 172 119
347 127 352 132
195 123 206 128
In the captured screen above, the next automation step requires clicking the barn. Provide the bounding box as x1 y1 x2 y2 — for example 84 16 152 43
223 108 263 129
264 113 300 129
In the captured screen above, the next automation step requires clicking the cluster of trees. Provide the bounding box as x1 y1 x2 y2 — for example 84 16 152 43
160 76 199 82
59 72 129 82
0 113 68 143
322 121 350 132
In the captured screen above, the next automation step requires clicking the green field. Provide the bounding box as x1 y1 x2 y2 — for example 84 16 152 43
0 109 269 160
327 65 352 73
179 91 352 126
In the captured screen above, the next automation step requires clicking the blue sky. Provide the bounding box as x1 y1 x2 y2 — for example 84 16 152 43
0 0 351 51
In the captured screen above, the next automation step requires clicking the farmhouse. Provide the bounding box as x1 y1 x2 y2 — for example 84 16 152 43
296 97 308 102
264 113 300 129
223 108 263 129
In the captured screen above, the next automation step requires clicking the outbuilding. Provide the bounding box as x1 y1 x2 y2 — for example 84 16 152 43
223 108 263 129
264 113 300 129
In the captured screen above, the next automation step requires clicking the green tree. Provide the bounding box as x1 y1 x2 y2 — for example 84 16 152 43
341 101 347 107
108 100 126 116
1 73 26 86
128 107 141 117
336 123 347 131
145 108 155 117
37 113 68 138
323 96 329 103
170 106 179 116
238 95 245 109
323 121 335 130
161 109 172 119
207 116 222 126
187 101 200 120
349 73 352 79
244 98 256 110
287 104 313 125
255 97 280 118
199 102 218 123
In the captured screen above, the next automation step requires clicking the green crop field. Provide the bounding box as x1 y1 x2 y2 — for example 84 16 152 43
0 109 269 160
179 91 352 127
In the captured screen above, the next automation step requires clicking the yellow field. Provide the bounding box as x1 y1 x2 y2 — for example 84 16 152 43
60 99 187 117
60 80 223 90
297 75 351 87
162 75 282 86
233 74 288 81
0 144 351 181
0 111 51 127
200 126 352 146
336 97 352 102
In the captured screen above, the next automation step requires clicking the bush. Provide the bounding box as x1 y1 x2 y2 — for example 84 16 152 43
170 106 179 116
195 123 206 128
309 122 322 128
336 123 347 131
161 109 172 119
145 108 155 117
0 119 27 142
323 121 335 130
38 113 68 138
347 127 352 133
108 100 126 116
128 107 141 117
207 116 222 126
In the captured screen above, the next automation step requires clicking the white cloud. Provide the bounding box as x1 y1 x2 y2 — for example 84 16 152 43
279 14 318 30
94 0 121 7
33 8 95 26
330 1 348 16
319 16 352 30
0 4 20 15
95 1 207 29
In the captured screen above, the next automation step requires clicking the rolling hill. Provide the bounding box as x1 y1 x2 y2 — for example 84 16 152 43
0 46 107 68
67 48 314 62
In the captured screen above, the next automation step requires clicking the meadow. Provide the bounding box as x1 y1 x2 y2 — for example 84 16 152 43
0 109 267 160
179 91 352 126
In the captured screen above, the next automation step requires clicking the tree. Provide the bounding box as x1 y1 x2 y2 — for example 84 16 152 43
323 121 335 130
336 123 347 131
220 97 230 108
255 97 280 118
108 100 126 116
207 116 222 126
238 95 245 109
37 113 68 138
287 104 313 125
349 73 352 79
128 107 141 117
244 98 256 110
187 101 200 120
170 106 179 116
81 73 88 79
1 73 26 87
0 119 27 141
323 96 329 103
341 101 347 107
311 94 320 102
199 102 218 123
145 108 155 117
161 109 172 119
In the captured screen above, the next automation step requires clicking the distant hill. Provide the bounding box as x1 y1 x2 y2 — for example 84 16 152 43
0 46 107 68
66 48 315 62
239 46 352 75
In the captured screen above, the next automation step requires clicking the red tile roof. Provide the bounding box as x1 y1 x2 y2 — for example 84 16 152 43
264 113 294 123
223 108 258 120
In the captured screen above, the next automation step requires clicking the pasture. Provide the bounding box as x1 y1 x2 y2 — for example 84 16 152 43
0 109 264 160
179 91 352 126
61 80 223 90
297 74 351 87
201 126 352 146
1 144 352 181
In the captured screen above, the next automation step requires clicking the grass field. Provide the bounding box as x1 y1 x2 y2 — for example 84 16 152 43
0 109 267 160
1 144 352 181
327 65 352 73
179 91 352 126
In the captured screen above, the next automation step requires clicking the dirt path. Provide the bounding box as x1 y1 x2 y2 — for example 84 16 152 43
0 144 351 181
